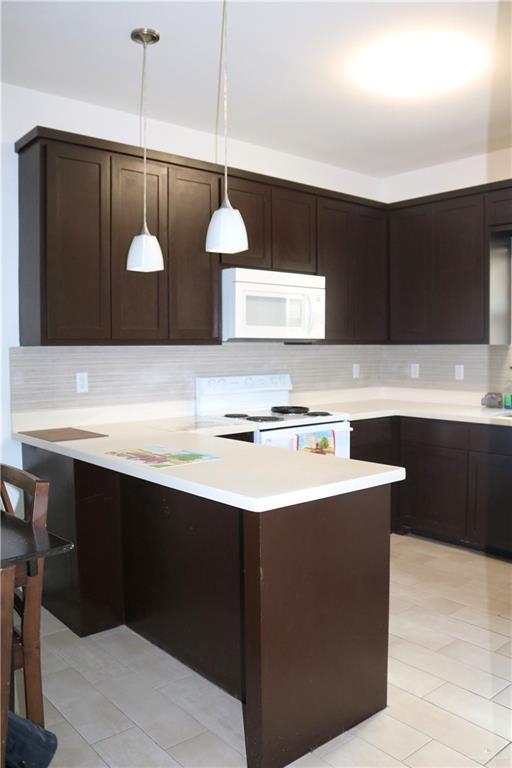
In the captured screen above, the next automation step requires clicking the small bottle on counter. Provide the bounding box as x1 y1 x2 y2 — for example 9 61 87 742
504 367 512 410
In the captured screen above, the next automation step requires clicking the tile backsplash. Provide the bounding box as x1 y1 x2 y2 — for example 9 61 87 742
9 343 512 413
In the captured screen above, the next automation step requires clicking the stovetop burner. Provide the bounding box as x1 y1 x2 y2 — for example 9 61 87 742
224 413 249 419
246 415 284 423
307 411 332 417
271 406 310 415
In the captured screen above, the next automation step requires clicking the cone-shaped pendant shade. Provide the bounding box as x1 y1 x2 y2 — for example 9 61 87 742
206 196 248 254
127 232 164 272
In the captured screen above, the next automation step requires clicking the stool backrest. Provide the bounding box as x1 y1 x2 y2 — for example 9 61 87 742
0 465 49 528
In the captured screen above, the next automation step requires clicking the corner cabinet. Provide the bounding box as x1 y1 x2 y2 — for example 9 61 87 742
18 135 221 344
389 195 487 343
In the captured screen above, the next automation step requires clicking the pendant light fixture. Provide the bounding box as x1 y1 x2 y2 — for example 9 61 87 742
205 0 248 254
126 27 164 272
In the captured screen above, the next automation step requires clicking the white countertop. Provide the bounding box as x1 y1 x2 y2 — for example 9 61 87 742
323 399 512 426
14 418 405 513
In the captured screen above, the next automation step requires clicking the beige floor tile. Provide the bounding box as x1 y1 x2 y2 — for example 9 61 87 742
50 720 107 768
168 731 245 767
387 687 508 763
320 735 404 767
494 685 512 709
287 753 331 767
487 743 512 767
43 695 65 727
44 629 127 684
390 639 509 698
57 691 133 744
314 730 353 758
350 711 430 760
389 614 453 651
412 596 467 616
93 726 180 767
43 668 99 709
439 640 512 682
96 672 206 750
399 607 509 651
41 643 69 676
451 607 512 638
40 608 68 637
390 596 417 615
425 683 512 740
388 658 444 697
404 740 481 767
160 672 246 755
499 641 512 659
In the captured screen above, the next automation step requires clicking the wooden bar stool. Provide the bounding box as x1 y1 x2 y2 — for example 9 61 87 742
1 465 49 733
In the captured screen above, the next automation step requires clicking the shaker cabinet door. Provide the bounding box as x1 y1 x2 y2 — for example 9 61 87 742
111 155 169 340
468 451 512 555
389 204 433 342
169 167 221 341
431 195 486 342
272 188 317 273
351 207 388 342
46 142 111 341
317 198 353 340
221 177 271 268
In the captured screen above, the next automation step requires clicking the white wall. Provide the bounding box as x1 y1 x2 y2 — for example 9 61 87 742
384 146 512 203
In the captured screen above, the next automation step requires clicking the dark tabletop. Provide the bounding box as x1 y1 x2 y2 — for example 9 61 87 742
1 511 73 569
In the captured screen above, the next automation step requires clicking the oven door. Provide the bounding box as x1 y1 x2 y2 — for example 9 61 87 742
255 421 351 458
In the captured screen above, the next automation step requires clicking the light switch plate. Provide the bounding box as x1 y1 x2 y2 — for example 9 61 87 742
455 364 465 381
76 372 89 393
410 363 420 379
352 363 360 379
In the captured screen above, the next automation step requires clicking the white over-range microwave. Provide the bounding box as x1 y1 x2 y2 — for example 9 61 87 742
221 268 326 341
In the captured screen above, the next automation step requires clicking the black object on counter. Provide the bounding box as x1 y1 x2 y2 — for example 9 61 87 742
271 406 309 415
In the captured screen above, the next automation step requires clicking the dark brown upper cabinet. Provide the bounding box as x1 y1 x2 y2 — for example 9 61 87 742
430 195 486 343
221 177 272 268
45 142 112 342
390 195 486 343
169 167 221 342
485 187 512 228
318 199 387 342
389 203 433 342
111 156 169 341
271 188 317 273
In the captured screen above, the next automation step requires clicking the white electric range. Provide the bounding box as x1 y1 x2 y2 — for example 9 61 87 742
195 374 351 458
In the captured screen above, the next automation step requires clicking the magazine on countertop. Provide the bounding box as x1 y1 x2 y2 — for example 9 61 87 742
105 446 221 468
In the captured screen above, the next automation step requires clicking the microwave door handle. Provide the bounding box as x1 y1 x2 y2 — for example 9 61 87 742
306 295 313 334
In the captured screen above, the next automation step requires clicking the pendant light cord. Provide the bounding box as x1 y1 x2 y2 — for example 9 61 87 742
140 40 149 233
222 0 229 203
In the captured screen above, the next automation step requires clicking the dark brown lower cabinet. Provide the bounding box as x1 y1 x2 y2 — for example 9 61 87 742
350 418 401 532
468 452 512 556
399 441 468 542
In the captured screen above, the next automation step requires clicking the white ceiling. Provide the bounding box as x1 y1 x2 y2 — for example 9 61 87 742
2 1 511 176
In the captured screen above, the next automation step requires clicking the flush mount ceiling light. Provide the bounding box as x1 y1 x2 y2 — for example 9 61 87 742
206 0 248 255
126 27 164 273
351 30 488 99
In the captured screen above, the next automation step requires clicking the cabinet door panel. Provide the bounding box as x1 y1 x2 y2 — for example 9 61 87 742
46 142 111 340
389 205 433 342
317 198 352 340
221 178 271 267
400 442 468 541
352 208 388 342
468 452 512 555
431 195 486 342
485 188 512 227
272 188 316 273
169 167 221 341
111 156 168 340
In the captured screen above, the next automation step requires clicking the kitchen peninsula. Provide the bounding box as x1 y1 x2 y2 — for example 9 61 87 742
16 421 404 768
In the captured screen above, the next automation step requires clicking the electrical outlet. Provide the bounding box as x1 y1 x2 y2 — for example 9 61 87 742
455 364 465 381
410 363 420 379
76 372 89 393
352 363 360 379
